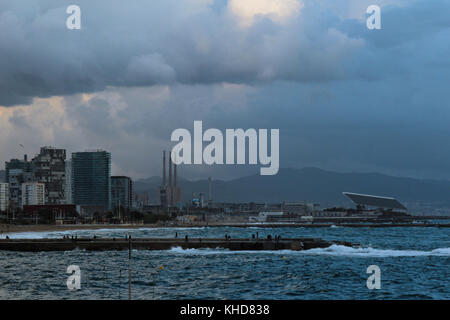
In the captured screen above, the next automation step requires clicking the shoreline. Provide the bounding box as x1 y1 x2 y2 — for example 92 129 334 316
1 222 449 235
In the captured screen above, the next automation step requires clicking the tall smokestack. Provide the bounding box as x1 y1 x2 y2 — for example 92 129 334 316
162 151 166 187
174 161 177 187
169 153 172 187
208 177 212 206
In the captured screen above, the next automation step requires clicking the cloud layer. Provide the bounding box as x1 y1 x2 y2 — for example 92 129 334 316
1 0 450 181
0 0 367 106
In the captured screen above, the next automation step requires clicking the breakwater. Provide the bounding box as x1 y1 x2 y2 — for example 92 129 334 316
0 237 355 252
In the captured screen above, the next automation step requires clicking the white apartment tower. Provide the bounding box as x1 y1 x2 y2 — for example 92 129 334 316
0 183 9 212
21 182 45 208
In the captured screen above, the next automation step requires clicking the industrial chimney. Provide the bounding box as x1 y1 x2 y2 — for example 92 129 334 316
169 153 172 187
162 150 166 187
174 159 177 188
208 177 212 207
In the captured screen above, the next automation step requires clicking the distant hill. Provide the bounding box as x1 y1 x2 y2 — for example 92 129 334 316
133 167 450 211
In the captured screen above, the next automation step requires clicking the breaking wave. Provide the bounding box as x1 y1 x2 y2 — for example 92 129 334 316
167 245 450 257
303 244 450 257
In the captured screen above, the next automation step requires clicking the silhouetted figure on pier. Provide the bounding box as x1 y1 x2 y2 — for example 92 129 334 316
267 234 272 241
256 232 259 239
175 232 178 238
252 234 255 240
5 236 9 240
185 235 188 242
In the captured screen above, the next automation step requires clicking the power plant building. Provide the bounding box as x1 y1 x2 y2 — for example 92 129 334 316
159 150 182 208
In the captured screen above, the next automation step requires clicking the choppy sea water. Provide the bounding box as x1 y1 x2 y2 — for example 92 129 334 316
0 226 449 300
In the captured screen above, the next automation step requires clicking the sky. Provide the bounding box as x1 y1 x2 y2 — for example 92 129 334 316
1 0 450 181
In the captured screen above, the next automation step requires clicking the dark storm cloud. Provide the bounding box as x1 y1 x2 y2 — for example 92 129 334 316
0 0 365 106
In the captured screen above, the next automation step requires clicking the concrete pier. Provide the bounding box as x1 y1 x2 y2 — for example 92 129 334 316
0 237 354 252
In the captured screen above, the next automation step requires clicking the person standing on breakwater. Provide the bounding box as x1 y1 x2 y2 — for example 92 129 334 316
185 235 188 242
175 232 178 238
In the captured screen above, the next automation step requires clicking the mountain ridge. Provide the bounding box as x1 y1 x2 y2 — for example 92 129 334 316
133 167 450 211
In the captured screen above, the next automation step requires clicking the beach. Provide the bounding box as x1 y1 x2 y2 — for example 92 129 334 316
0 223 166 234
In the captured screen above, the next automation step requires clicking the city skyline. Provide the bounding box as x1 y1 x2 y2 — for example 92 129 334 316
1 0 450 182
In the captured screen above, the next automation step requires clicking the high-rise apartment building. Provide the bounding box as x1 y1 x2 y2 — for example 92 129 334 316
5 156 32 209
31 147 66 204
0 183 9 212
111 176 133 210
21 182 45 207
72 151 111 211
65 160 72 204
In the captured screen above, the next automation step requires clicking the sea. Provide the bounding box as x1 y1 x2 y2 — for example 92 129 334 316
0 226 448 300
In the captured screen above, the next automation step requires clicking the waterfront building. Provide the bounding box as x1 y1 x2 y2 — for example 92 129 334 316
0 183 9 212
71 150 111 211
65 160 72 204
111 176 133 210
21 182 45 207
5 156 32 209
31 147 66 204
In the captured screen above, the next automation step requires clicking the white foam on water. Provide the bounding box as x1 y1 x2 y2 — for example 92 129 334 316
301 244 450 257
0 226 211 239
167 246 292 255
0 231 64 239
166 245 450 257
